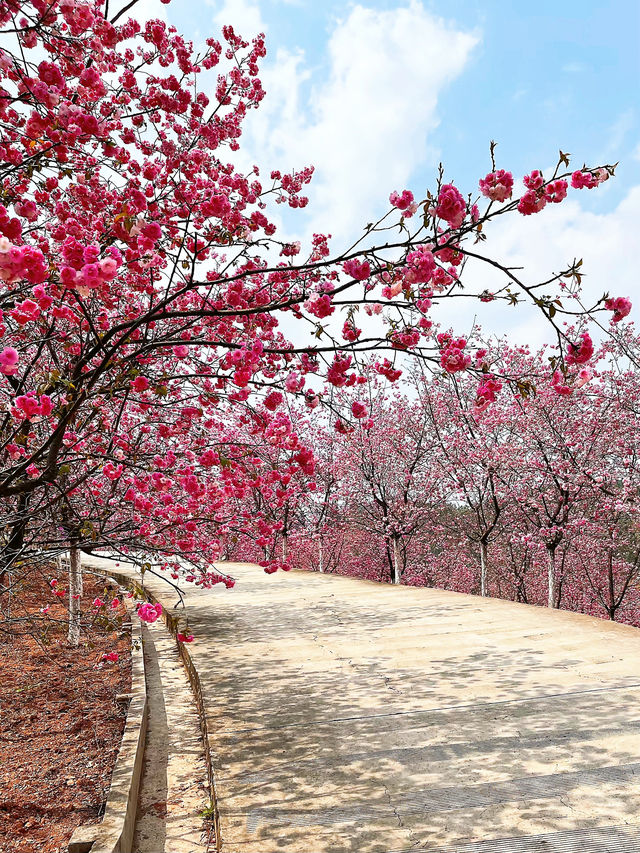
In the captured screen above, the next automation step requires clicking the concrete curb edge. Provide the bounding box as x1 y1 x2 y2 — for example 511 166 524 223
68 603 148 853
105 568 220 852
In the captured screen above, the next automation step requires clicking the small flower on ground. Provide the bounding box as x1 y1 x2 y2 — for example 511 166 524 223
177 632 194 643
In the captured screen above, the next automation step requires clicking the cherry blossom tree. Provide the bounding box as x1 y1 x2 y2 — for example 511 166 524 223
412 367 513 596
328 383 442 584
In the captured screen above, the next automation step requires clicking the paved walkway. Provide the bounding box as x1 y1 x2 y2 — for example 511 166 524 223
90 559 640 852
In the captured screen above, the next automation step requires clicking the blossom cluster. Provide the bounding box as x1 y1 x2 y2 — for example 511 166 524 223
138 602 163 623
59 238 122 293
517 171 568 215
438 333 471 374
12 393 53 420
479 170 514 202
566 332 594 366
435 184 466 229
475 377 503 411
605 297 632 323
0 346 18 375
0 237 47 284
389 189 418 216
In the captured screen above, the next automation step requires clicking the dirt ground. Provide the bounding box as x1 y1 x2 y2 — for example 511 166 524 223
0 565 132 853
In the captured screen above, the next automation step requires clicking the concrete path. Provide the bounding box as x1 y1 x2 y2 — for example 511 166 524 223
92 560 640 852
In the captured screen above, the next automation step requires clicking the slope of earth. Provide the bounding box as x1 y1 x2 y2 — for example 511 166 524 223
83 558 640 853
0 567 132 853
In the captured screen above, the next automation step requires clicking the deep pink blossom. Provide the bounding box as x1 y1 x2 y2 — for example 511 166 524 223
604 296 632 323
0 346 18 375
404 247 435 285
343 258 371 281
544 179 568 204
523 170 544 190
389 189 415 211
439 336 471 373
305 293 334 318
517 189 547 216
478 169 514 202
566 332 594 366
571 170 598 190
435 184 466 228
138 602 163 623
177 632 194 643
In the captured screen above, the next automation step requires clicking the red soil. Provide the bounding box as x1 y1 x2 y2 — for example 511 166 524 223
0 566 132 853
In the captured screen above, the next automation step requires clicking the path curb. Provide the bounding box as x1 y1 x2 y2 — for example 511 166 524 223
68 607 148 853
104 568 220 851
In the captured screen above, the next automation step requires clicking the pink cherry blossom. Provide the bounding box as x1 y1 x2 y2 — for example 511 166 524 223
138 602 163 623
389 189 415 211
0 347 18 375
566 332 594 366
604 296 632 323
176 632 194 643
478 169 514 202
435 184 466 228
343 258 371 281
571 170 599 189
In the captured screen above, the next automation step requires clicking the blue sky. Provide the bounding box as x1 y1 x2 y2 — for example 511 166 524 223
172 0 640 209
139 0 639 339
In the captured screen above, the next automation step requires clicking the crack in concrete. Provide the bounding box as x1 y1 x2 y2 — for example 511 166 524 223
383 783 428 849
383 783 404 828
383 674 404 694
559 794 576 813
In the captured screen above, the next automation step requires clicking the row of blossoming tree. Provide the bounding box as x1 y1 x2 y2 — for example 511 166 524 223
0 0 632 641
267 332 640 624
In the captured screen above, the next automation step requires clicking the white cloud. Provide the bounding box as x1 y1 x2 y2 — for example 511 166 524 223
112 0 170 24
239 1 478 250
561 61 586 74
441 184 640 346
208 0 267 37
127 0 636 354
606 109 635 156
